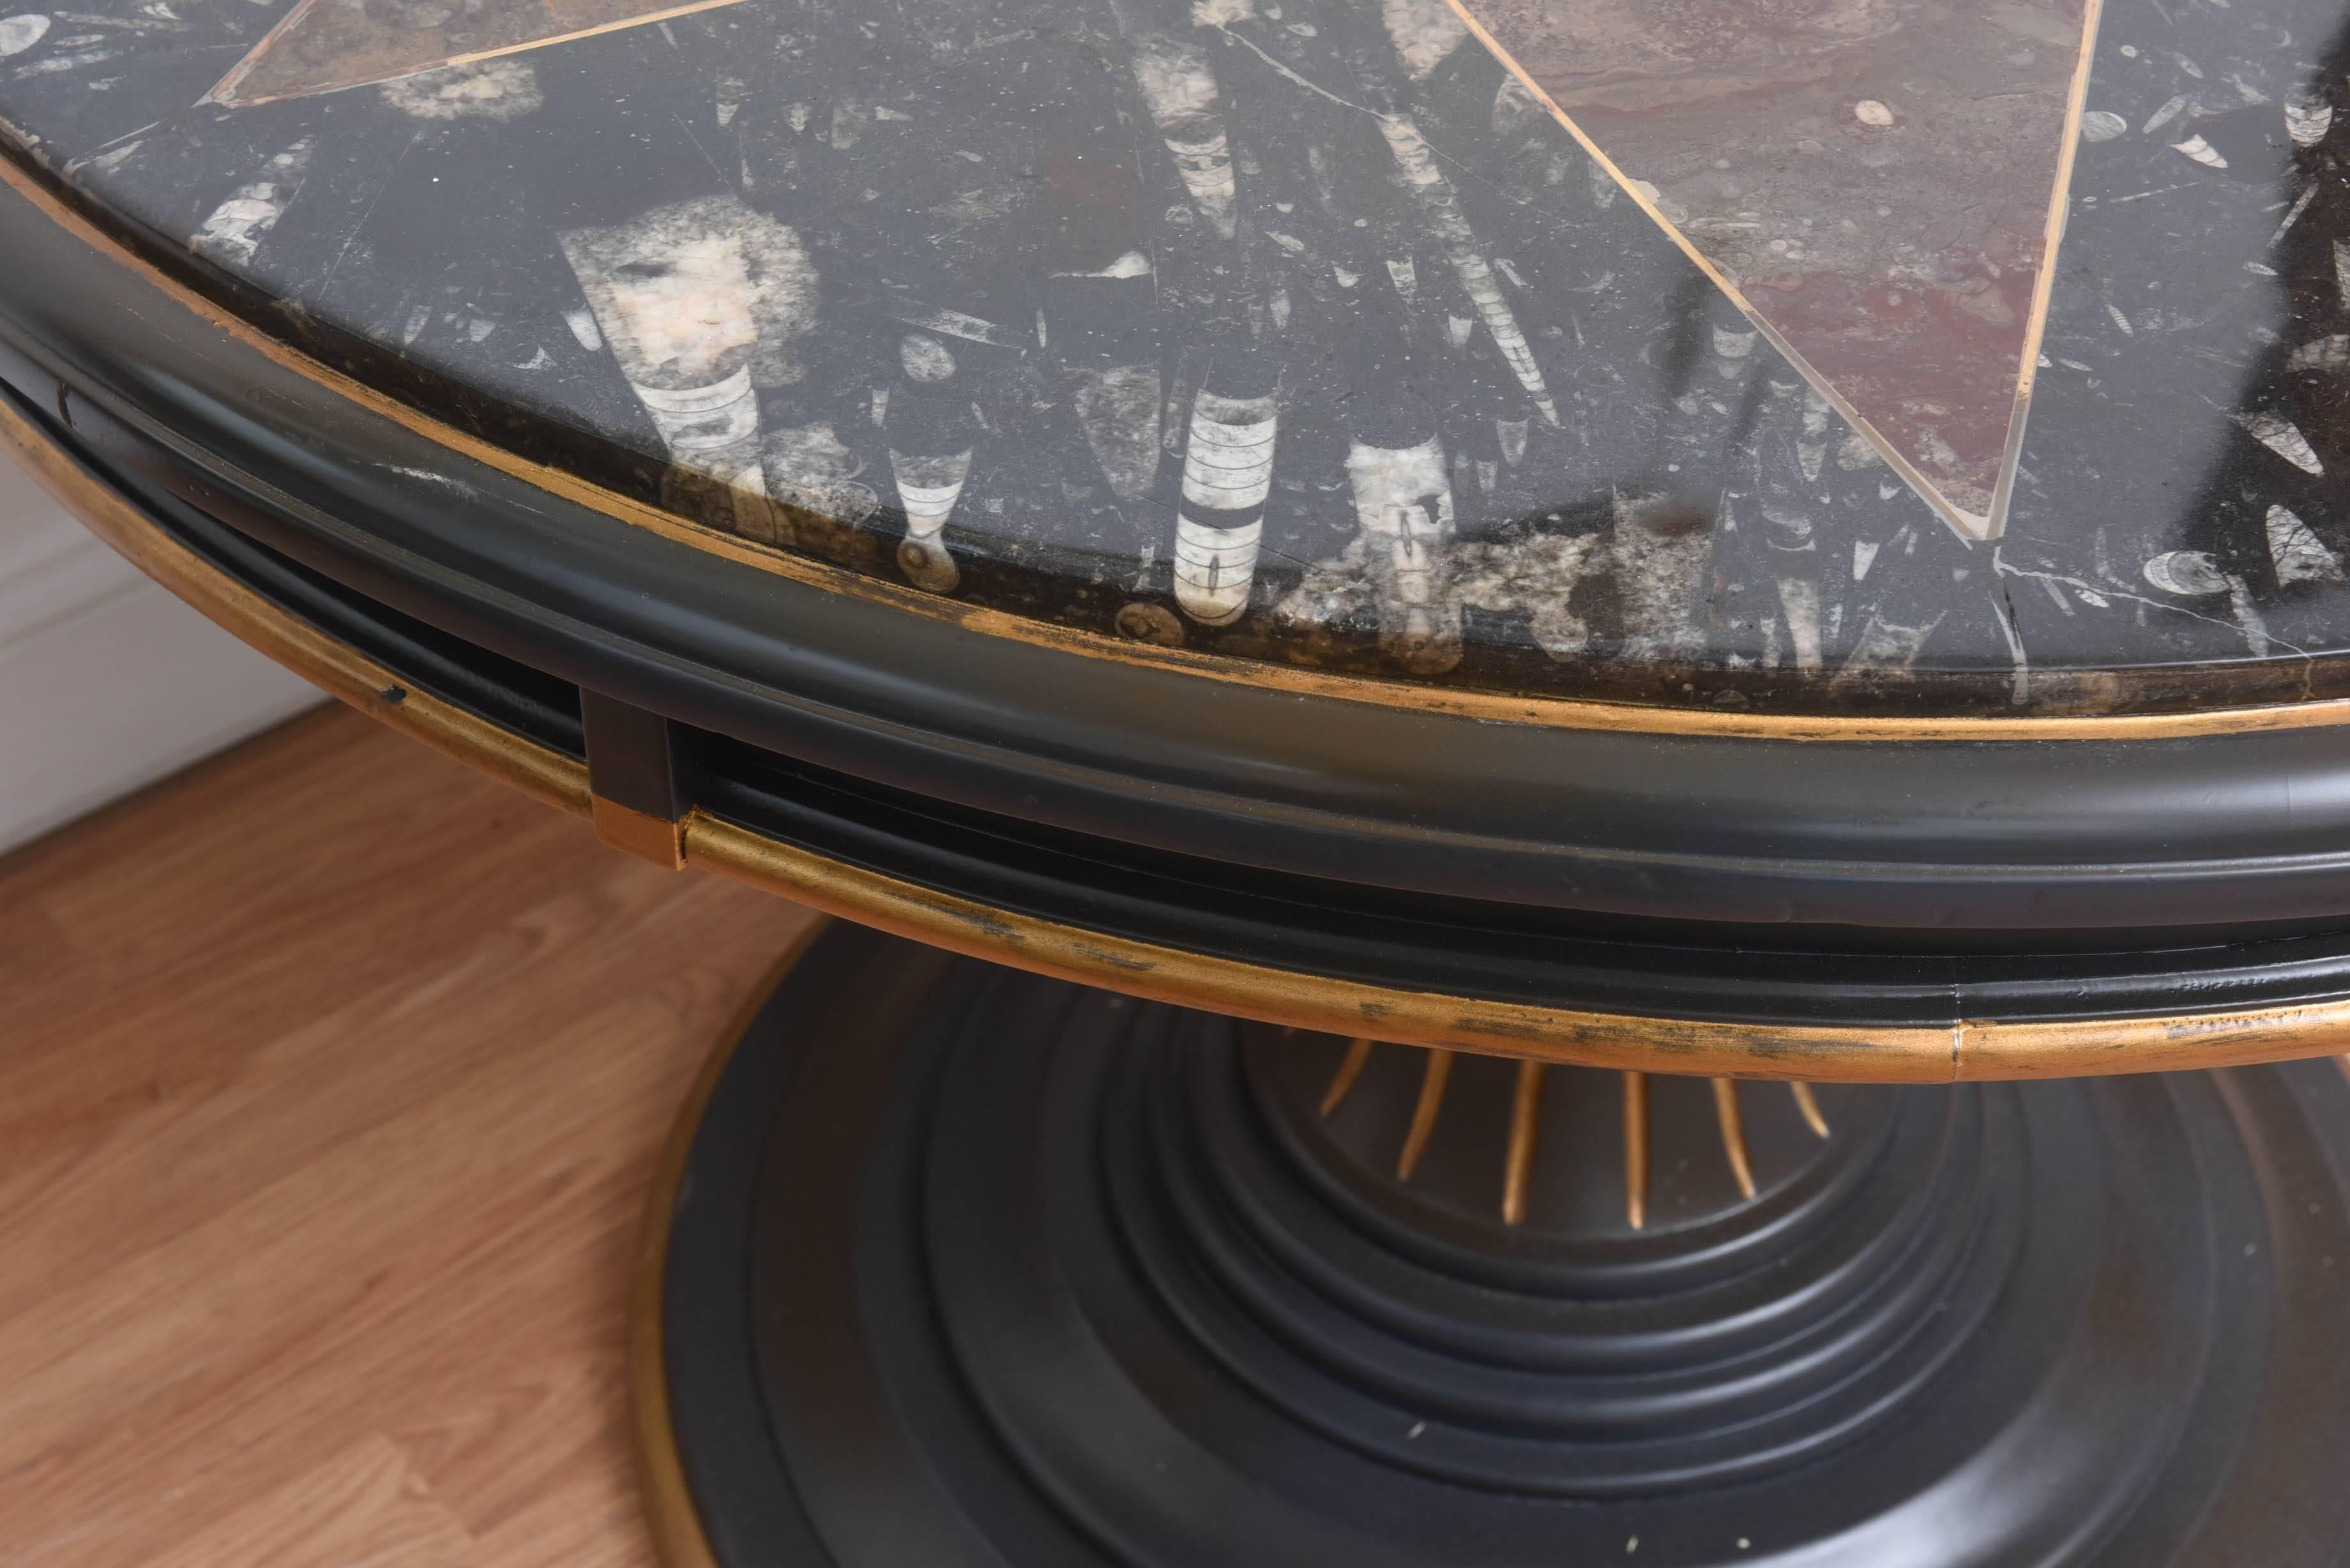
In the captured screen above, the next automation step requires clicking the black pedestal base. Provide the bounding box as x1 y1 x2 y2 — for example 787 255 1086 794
641 923 2350 1567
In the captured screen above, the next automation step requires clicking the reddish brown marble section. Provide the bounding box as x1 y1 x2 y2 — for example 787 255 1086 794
1466 0 2096 531
209 0 743 107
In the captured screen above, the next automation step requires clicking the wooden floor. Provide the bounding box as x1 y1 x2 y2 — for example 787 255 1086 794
0 705 815 1566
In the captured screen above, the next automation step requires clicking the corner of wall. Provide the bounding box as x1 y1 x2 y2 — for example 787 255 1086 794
0 453 324 855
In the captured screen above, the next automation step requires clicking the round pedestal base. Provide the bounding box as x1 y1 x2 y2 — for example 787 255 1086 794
637 923 2350 1567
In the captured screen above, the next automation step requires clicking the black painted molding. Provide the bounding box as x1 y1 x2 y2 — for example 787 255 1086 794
10 168 2350 999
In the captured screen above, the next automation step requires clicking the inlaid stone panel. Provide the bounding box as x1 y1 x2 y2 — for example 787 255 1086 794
209 0 745 107
1462 0 2102 536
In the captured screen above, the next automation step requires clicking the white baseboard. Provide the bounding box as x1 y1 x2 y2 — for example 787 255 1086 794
0 455 325 856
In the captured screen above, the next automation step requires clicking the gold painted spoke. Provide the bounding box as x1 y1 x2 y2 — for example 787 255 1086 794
1344 1050 1826 1226
1712 1078 1758 1201
1623 1070 1649 1231
1321 1037 1376 1117
1397 1050 1456 1180
1790 1082 1831 1140
1502 1060 1545 1226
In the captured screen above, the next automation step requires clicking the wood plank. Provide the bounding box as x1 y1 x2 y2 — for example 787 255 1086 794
0 705 815 1564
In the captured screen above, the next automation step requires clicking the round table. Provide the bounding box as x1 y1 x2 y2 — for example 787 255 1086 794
8 0 2350 1558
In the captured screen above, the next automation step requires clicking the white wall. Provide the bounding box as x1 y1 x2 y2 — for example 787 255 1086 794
0 447 323 854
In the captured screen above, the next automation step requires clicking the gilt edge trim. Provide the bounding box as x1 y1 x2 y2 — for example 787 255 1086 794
10 149 2350 744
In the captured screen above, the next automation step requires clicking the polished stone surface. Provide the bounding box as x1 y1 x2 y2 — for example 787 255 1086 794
4 0 2350 712
1474 0 2096 536
208 0 745 108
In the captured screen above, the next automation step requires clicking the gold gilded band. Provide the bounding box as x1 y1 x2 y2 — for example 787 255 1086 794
595 796 690 870
678 812 2350 1083
1984 0 2109 532
17 310 2350 1082
8 153 2350 744
0 383 592 820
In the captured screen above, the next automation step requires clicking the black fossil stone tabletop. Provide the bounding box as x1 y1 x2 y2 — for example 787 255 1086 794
6 0 2349 716
20 0 2350 1073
